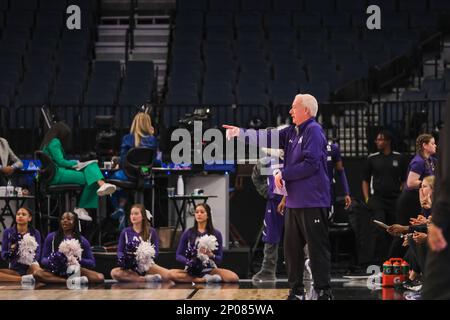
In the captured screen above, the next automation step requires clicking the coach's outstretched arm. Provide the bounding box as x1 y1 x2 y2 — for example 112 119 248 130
222 124 288 149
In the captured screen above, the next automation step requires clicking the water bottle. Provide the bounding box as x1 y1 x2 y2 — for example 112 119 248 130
6 180 14 197
177 175 184 196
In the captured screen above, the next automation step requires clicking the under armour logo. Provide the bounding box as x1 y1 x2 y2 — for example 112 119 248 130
314 219 320 223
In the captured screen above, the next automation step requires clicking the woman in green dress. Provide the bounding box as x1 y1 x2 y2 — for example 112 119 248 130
40 122 116 221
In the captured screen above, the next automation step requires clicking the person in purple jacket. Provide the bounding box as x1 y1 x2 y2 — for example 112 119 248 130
110 203 172 282
0 207 42 283
169 203 239 283
33 211 104 285
224 93 332 300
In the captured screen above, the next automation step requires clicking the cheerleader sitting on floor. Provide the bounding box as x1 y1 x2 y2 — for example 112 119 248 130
110 204 172 282
34 211 104 285
169 203 239 283
0 207 42 284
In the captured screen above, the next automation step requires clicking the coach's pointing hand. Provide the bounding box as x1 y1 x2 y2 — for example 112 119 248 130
223 125 240 140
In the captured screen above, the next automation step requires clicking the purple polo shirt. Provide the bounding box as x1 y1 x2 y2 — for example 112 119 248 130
406 155 437 190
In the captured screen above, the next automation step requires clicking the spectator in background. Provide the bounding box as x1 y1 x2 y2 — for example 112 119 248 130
326 139 352 215
0 137 23 185
251 147 285 282
40 122 117 221
390 134 437 259
362 130 407 265
110 112 158 231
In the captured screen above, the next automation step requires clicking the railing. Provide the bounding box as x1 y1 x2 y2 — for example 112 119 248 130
370 99 447 153
162 104 271 129
10 104 146 155
6 99 448 158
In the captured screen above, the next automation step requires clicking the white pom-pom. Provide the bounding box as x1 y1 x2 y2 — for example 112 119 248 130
197 234 218 266
58 239 83 266
17 234 39 266
135 241 156 274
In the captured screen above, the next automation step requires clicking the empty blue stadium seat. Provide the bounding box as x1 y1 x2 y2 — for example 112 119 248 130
5 10 34 28
166 92 200 105
125 61 154 84
235 12 262 29
0 82 15 100
0 93 9 107
398 0 428 13
269 81 298 107
10 0 37 11
401 90 426 101
177 0 207 12
273 0 302 12
323 14 351 29
264 13 292 29
293 12 322 28
209 0 239 12
422 78 445 95
300 82 331 102
304 0 335 13
0 0 9 11
430 0 450 11
205 13 233 29
175 10 204 28
369 0 398 13
240 0 271 12
40 0 68 12
336 0 367 13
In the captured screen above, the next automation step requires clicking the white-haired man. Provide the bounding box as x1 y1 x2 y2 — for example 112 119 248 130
224 94 332 300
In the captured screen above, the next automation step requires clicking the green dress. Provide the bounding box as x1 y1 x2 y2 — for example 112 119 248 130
42 138 104 208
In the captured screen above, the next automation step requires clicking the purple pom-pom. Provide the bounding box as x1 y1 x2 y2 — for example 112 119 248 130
48 252 68 276
117 238 140 273
185 244 203 277
6 232 23 263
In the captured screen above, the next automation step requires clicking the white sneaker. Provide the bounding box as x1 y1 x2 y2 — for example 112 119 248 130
404 291 422 300
203 274 222 283
21 274 35 284
73 208 93 222
67 276 89 289
144 274 162 282
97 183 117 196
21 282 35 290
